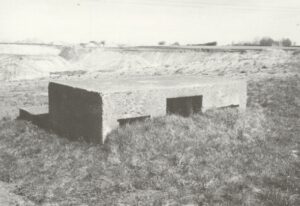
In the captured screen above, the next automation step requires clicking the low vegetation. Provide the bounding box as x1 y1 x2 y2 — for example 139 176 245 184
0 73 299 205
233 37 294 47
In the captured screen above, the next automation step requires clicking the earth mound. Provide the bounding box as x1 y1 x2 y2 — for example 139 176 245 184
77 48 297 78
1 45 299 81
0 55 74 81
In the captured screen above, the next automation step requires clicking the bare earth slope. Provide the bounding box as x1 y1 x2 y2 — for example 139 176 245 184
71 47 299 78
0 44 75 81
0 55 74 81
1 45 299 81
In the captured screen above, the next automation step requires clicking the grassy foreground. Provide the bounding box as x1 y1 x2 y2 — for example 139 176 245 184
0 74 299 205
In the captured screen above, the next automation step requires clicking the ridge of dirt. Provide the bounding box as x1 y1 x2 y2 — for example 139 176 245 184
1 46 299 81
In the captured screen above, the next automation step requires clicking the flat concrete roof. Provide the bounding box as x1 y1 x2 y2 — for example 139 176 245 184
50 75 246 94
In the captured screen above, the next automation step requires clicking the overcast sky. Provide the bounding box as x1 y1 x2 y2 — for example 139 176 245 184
0 0 300 45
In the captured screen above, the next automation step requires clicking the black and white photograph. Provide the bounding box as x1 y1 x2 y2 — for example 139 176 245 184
0 0 299 205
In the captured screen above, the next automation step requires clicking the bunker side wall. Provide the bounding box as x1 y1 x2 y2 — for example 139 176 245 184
101 89 166 139
101 80 246 141
49 82 103 143
201 80 247 111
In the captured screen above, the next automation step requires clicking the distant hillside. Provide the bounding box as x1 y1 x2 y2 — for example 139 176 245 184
0 43 61 55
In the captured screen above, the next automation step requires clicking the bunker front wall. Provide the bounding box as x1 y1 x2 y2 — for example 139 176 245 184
48 82 103 143
48 80 246 143
101 80 247 141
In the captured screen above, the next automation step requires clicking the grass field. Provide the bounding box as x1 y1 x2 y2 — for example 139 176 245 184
0 73 299 205
0 48 299 205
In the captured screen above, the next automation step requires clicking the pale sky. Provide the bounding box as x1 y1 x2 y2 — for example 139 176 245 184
0 0 300 45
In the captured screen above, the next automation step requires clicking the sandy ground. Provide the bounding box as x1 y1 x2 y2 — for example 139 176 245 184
1 45 300 80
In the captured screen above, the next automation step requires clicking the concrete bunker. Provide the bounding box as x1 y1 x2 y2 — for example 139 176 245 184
19 76 247 143
166 95 203 117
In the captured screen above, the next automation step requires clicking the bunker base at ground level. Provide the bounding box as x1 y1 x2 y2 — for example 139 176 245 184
18 106 49 129
49 76 247 143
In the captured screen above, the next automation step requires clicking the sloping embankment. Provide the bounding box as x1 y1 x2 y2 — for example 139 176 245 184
0 55 74 81
1 45 299 81
74 48 298 78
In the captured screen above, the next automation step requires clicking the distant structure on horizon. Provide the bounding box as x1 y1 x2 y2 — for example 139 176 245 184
187 41 217 46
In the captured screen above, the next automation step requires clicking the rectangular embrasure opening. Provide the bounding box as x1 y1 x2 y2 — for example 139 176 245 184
167 95 203 117
219 104 239 109
218 104 239 112
118 115 150 126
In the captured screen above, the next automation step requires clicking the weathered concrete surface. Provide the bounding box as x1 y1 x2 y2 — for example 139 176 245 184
48 84 102 143
49 75 247 143
18 106 49 129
